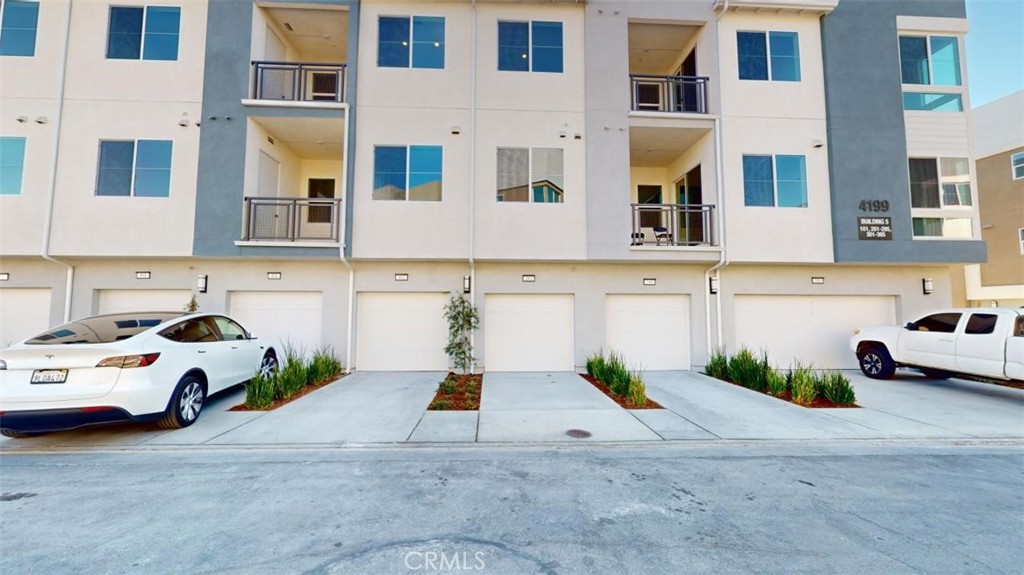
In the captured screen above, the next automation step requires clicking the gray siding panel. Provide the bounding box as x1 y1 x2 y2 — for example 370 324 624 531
193 0 354 258
821 0 985 263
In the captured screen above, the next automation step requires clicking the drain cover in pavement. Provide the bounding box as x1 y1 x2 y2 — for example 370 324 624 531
566 429 592 438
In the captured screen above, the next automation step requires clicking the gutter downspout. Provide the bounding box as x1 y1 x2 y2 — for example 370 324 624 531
468 0 478 372
339 104 355 374
41 0 75 323
705 0 731 355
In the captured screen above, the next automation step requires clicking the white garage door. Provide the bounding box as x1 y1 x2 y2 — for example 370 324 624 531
356 292 449 371
485 294 574 372
734 295 896 369
230 291 323 358
0 288 52 347
606 294 690 370
97 289 192 315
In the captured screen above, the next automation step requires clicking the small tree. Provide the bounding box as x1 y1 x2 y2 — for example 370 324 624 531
443 294 479 374
183 293 200 312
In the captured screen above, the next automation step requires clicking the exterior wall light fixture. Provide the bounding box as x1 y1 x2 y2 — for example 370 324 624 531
197 275 209 293
922 278 934 295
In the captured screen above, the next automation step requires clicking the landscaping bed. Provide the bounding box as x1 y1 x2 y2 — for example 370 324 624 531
428 372 483 410
231 347 343 411
705 348 859 408
585 351 661 409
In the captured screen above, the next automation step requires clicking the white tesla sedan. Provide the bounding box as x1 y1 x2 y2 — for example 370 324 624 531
0 312 278 438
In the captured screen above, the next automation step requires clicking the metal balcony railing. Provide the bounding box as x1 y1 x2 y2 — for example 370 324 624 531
630 74 709 114
630 203 716 247
242 197 342 242
251 61 347 103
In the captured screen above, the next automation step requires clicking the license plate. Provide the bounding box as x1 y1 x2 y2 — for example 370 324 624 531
31 369 68 384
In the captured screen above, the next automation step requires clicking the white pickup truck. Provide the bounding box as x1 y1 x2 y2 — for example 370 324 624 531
851 308 1024 382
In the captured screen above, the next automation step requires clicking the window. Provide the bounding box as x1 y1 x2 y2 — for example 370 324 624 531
0 136 26 195
107 6 180 61
96 140 172 197
498 21 562 73
1012 151 1024 180
912 217 973 238
377 16 444 69
903 93 963 112
0 0 38 56
159 318 218 343
212 317 248 341
908 157 971 215
737 31 800 81
372 145 442 201
911 313 961 333
899 35 961 86
742 154 807 207
496 147 564 203
964 314 998 335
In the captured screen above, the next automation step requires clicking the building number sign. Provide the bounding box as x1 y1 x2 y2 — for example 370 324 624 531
858 199 892 240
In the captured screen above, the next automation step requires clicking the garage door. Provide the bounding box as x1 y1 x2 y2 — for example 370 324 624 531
733 295 896 369
0 288 52 347
356 292 449 371
606 294 690 370
230 291 323 358
97 289 192 315
485 294 574 372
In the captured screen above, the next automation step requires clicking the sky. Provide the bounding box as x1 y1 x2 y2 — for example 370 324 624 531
965 0 1024 107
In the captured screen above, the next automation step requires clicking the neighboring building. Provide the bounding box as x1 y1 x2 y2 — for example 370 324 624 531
0 0 986 372
960 90 1024 307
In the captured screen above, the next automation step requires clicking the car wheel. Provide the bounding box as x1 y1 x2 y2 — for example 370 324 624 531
157 375 206 429
1 429 37 439
859 347 896 380
920 368 952 380
258 350 279 379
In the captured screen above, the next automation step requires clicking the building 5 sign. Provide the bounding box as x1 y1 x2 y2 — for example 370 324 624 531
858 217 893 240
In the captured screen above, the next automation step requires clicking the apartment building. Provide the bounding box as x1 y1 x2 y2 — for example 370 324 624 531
960 90 1023 307
0 0 986 373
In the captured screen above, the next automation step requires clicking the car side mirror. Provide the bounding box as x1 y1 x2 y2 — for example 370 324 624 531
904 322 917 331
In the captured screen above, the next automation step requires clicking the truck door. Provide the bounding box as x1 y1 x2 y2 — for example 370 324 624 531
898 312 961 370
1006 316 1024 381
955 312 1005 378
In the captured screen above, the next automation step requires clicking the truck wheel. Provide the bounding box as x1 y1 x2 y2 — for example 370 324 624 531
920 368 952 380
859 347 896 380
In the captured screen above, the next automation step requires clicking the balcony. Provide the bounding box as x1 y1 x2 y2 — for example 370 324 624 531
242 197 342 243
630 204 716 247
251 61 346 103
630 74 709 114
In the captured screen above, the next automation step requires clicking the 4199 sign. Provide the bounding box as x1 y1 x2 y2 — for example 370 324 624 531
859 199 889 212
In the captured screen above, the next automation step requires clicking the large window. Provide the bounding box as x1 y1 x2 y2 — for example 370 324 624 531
0 0 39 56
372 145 442 201
742 154 807 207
899 35 961 86
737 31 800 81
497 21 563 73
908 157 971 208
1012 151 1024 180
496 147 564 203
378 16 444 69
0 136 26 195
107 6 181 61
96 140 173 197
903 92 963 112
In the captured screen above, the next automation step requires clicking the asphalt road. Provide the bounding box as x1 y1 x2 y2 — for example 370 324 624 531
1 442 1021 574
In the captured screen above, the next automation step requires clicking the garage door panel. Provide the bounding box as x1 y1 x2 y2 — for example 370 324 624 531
734 295 896 369
485 294 573 372
356 293 448 371
229 291 323 359
1 288 52 347
97 289 192 315
606 295 690 371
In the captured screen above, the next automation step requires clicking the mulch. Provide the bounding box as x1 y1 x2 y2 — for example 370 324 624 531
229 374 343 411
428 372 483 411
580 374 662 409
